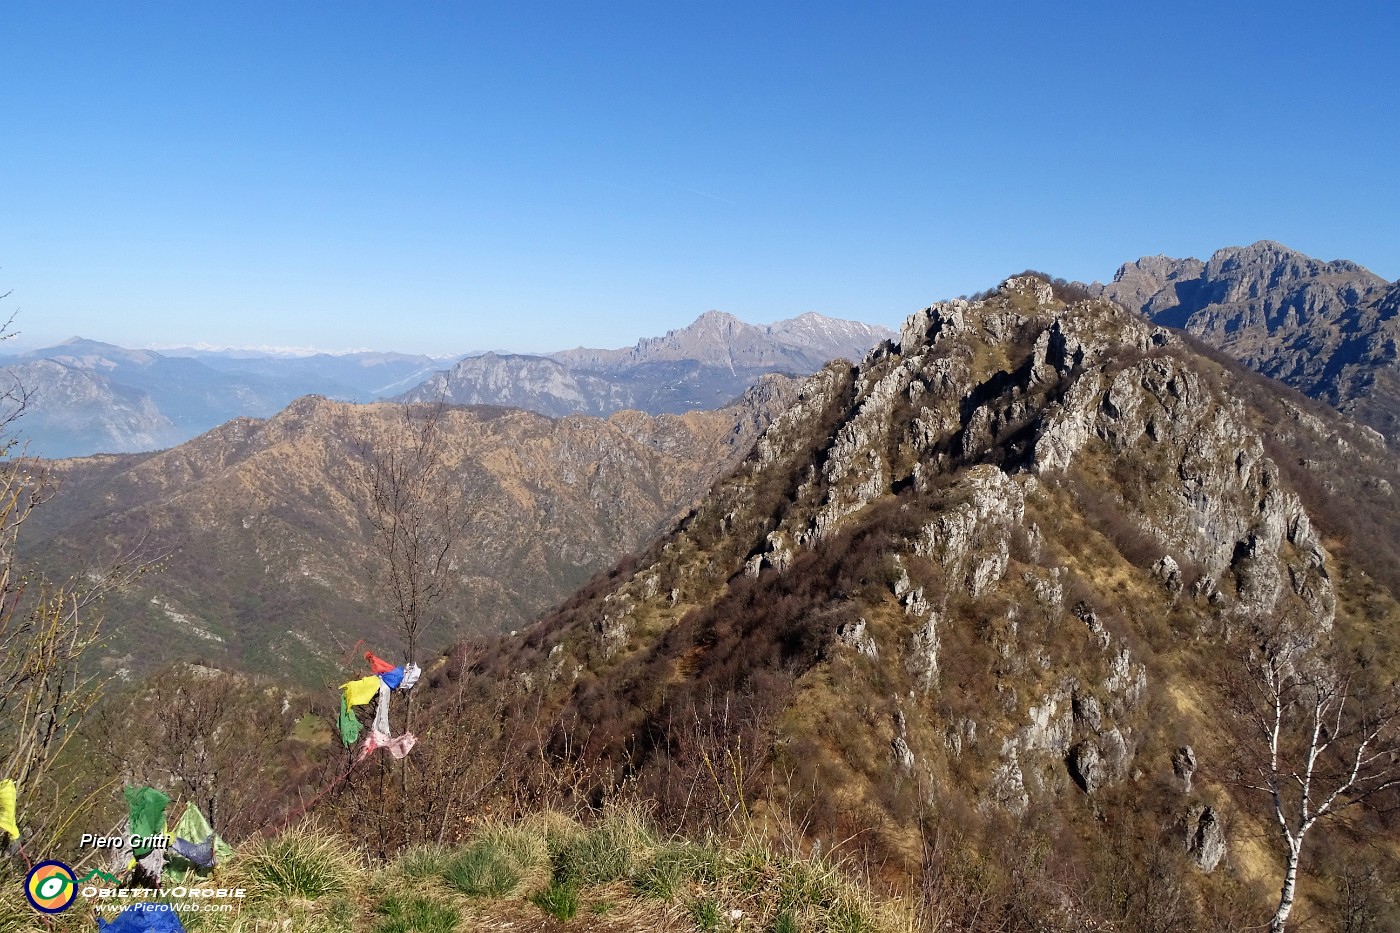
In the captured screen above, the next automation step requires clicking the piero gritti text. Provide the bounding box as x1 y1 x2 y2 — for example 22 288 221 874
79 832 170 851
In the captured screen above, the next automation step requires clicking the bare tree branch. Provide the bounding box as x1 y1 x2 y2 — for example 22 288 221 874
1225 620 1400 932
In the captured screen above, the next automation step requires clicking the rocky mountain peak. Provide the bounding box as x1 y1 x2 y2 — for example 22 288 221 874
550 310 892 376
1203 240 1385 295
477 269 1400 920
397 352 630 417
1095 241 1399 438
688 309 748 333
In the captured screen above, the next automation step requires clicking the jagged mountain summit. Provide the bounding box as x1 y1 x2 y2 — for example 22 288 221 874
0 339 448 457
1095 240 1400 439
447 276 1400 929
24 377 803 682
398 311 895 416
551 310 893 373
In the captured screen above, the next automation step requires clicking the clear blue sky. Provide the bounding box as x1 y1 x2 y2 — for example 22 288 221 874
3 1 1396 355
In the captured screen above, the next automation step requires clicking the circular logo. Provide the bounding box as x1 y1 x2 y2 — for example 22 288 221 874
25 860 78 913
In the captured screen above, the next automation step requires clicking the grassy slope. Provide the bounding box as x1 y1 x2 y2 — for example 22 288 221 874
0 810 911 933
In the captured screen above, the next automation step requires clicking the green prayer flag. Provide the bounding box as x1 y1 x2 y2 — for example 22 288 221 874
123 786 170 857
338 694 362 747
174 801 213 845
165 802 235 881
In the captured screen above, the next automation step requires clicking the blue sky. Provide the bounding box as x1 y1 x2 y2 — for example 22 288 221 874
3 1 1396 355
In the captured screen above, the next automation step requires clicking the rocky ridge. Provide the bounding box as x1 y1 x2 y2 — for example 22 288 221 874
397 352 632 417
551 310 892 374
460 275 1400 925
399 311 894 418
1095 240 1400 439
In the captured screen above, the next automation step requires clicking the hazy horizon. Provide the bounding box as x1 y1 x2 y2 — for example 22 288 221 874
0 305 896 359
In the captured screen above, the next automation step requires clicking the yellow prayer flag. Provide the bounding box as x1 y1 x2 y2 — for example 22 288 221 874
341 675 382 707
0 779 18 839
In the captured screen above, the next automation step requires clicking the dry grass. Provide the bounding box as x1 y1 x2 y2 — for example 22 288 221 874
4 808 908 933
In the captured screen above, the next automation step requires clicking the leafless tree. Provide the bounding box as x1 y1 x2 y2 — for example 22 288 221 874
0 301 33 439
0 304 151 857
87 666 290 839
1229 624 1400 933
0 469 110 840
349 400 470 732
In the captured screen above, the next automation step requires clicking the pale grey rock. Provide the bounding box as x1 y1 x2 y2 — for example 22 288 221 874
836 617 879 659
1021 316 1337 633
1069 740 1106 795
1072 692 1103 733
944 717 978 757
1026 569 1064 614
902 586 933 620
1104 648 1148 714
1172 745 1197 794
969 547 1010 598
1074 602 1110 648
912 466 1025 597
991 742 1030 814
892 736 915 773
597 593 635 657
1186 805 1227 872
891 556 911 597
803 359 914 543
1024 687 1074 756
1152 554 1183 594
899 301 970 354
1065 714 1132 795
764 531 795 573
1098 241 1400 440
905 613 940 693
1032 371 1105 473
1101 728 1132 784
753 366 848 468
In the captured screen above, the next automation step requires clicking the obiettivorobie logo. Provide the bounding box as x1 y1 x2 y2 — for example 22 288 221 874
22 863 248 916
25 861 78 913
24 862 128 913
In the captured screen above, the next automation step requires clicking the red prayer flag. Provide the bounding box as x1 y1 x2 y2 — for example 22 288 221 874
365 651 396 674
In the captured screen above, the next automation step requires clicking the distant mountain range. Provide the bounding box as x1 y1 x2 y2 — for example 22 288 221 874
8 245 1396 460
1093 240 1400 439
0 339 448 458
1 312 893 458
399 310 895 414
